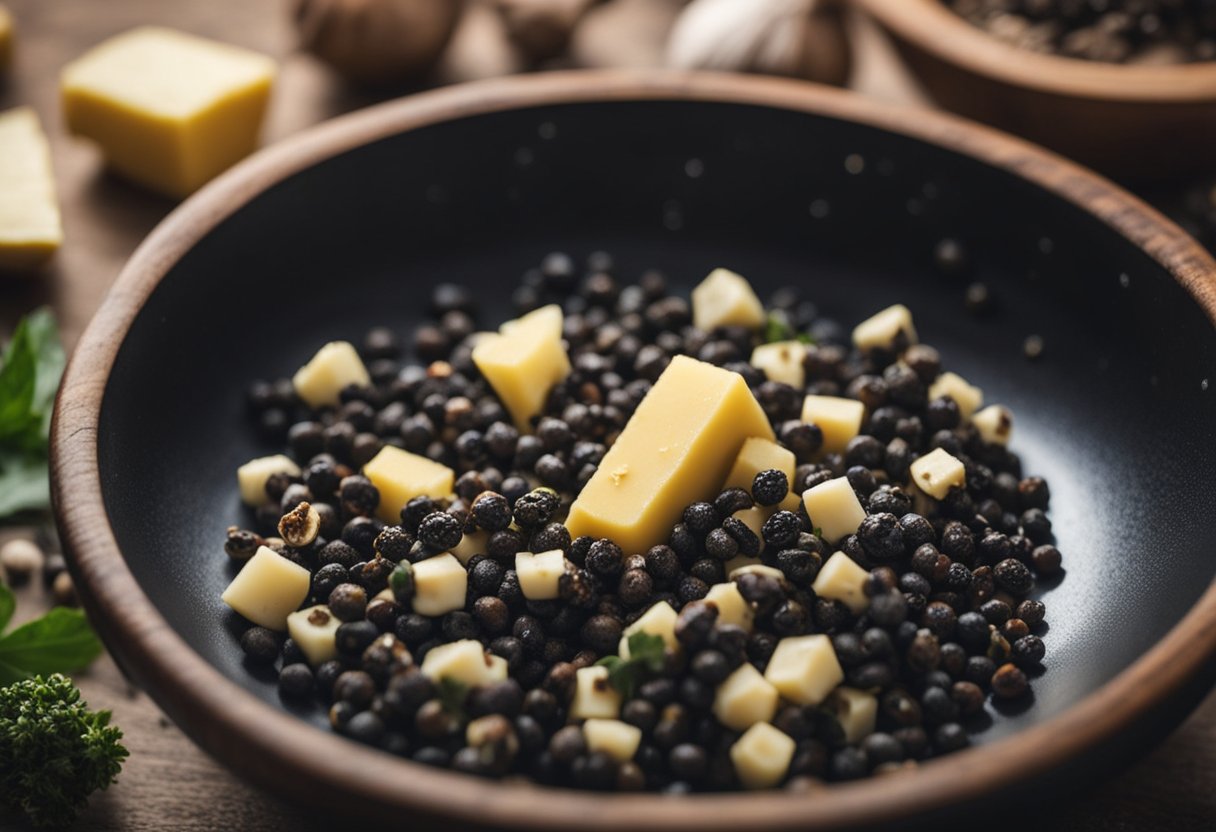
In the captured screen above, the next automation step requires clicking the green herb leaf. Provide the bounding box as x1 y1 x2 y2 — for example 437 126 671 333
797 332 817 345
764 312 793 344
437 676 469 718
0 450 51 519
625 632 666 672
0 585 13 632
595 632 667 699
813 526 824 539
0 608 103 686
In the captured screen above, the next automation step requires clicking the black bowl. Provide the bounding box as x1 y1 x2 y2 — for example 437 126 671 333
52 72 1216 830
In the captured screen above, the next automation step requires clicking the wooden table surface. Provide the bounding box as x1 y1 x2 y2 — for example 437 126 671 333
0 0 1212 829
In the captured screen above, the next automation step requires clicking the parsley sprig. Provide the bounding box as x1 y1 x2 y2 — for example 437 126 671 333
595 631 666 698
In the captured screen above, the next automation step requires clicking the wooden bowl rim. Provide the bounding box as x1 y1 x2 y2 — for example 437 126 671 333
854 0 1216 102
51 70 1216 830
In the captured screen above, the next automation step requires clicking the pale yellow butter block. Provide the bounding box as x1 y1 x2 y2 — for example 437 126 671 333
420 639 507 688
582 719 642 762
973 404 1013 446
286 604 341 666
705 582 754 631
812 551 870 614
827 686 878 744
910 447 966 500
731 722 795 789
566 356 774 554
362 445 455 523
570 666 621 720
802 476 866 543
764 634 844 706
802 394 866 455
929 371 983 420
292 341 370 408
750 340 806 388
472 304 571 430
714 661 779 731
619 600 679 658
516 550 566 600
723 437 796 494
0 108 63 272
61 27 275 197
411 553 466 617
691 268 765 331
853 304 917 352
237 454 300 507
221 545 310 630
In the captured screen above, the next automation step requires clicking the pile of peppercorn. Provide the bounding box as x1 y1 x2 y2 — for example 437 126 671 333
231 251 1062 792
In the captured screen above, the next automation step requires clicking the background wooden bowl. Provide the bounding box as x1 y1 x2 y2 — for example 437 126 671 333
853 0 1216 182
51 71 1216 829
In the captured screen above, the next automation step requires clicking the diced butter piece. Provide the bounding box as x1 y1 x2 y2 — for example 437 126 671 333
713 662 779 731
516 550 566 600
853 304 917 352
910 447 966 500
732 506 767 540
731 722 795 790
729 563 785 583
691 268 765 331
292 341 370 409
221 545 310 630
472 304 571 430
237 454 301 507
801 395 866 455
566 356 774 553
750 341 807 389
973 404 1013 446
420 639 507 688
763 634 844 706
705 582 754 631
0 6 12 71
0 108 63 272
362 445 455 523
286 604 341 666
61 27 275 197
827 686 878 744
411 553 466 617
929 371 983 420
619 601 679 658
724 437 796 494
582 719 642 762
450 530 488 565
812 551 870 614
802 476 866 543
570 666 621 720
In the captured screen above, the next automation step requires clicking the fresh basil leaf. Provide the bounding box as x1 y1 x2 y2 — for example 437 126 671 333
20 307 65 421
0 449 50 518
764 312 793 344
0 584 13 632
0 607 103 682
437 676 469 717
0 325 36 441
625 631 666 672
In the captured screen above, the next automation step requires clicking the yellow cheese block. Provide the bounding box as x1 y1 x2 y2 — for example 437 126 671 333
910 447 966 500
292 341 371 408
691 268 765 331
0 6 12 71
973 404 1013 446
566 356 775 554
582 719 642 762
827 686 878 743
420 639 508 688
802 476 866 543
731 722 795 789
853 304 917 352
570 666 621 720
704 582 754 632
61 27 275 198
286 605 341 666
237 453 301 507
750 340 806 388
472 304 571 431
516 549 566 600
0 108 63 272
713 662 779 731
929 371 983 420
801 394 865 455
763 634 844 706
221 545 310 630
362 445 455 523
619 600 679 658
723 436 795 494
812 551 871 613
411 553 467 617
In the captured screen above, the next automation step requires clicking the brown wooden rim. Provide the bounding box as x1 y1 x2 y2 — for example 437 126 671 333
52 70 1216 830
852 0 1216 102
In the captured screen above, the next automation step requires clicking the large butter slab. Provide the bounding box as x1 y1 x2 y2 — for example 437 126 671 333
362 445 455 523
472 304 571 431
0 108 63 272
566 356 774 554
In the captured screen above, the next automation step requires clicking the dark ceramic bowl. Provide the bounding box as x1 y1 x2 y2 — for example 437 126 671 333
52 72 1216 830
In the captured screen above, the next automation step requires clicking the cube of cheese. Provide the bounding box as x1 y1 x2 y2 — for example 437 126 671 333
619 601 679 658
0 6 12 71
852 304 917 352
61 27 275 197
292 341 370 409
221 545 310 630
0 108 63 272
802 476 866 543
237 454 301 507
763 634 844 706
472 304 571 430
973 404 1013 446
801 395 866 455
411 553 466 617
450 530 488 565
420 639 507 688
731 506 767 540
713 662 779 731
910 447 966 500
566 356 774 554
929 371 983 420
362 445 455 523
516 550 566 600
724 437 795 494
570 666 620 720
812 551 870 614
704 582 754 631
827 686 878 743
286 604 341 666
582 719 642 762
751 341 807 389
691 268 765 331
731 722 795 790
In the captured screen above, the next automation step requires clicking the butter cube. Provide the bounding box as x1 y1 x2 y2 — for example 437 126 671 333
704 582 754 631
472 305 571 430
764 634 844 706
516 550 567 600
292 341 370 409
0 108 63 272
0 6 12 71
802 476 866 543
237 454 301 507
691 268 765 331
732 506 767 540
973 404 1013 446
362 445 455 523
853 304 917 352
750 341 807 389
812 551 870 614
801 395 866 455
570 666 621 720
929 371 983 420
420 639 507 688
827 686 878 744
286 605 341 666
566 356 774 553
582 719 642 762
731 722 795 789
411 553 467 617
61 27 275 197
450 530 488 565
221 545 310 630
713 662 779 731
910 447 966 500
724 437 796 494
619 601 679 658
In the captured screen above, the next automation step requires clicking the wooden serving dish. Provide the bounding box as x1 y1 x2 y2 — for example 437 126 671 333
853 0 1216 182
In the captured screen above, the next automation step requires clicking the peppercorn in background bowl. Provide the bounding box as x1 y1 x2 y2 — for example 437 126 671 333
51 71 1216 829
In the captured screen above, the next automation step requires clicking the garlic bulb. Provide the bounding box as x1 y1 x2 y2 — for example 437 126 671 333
293 0 465 85
666 0 851 87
